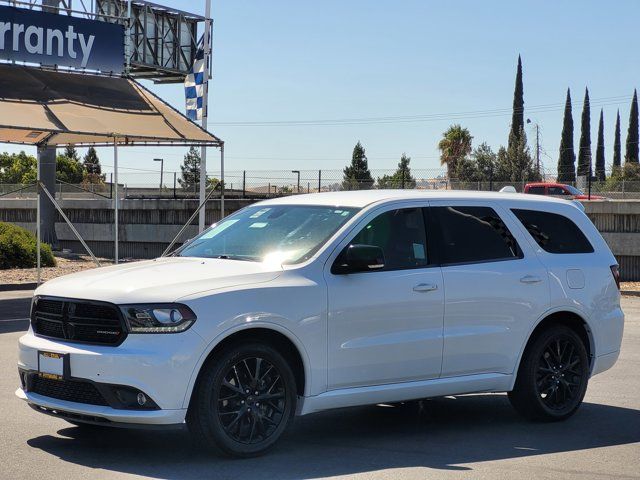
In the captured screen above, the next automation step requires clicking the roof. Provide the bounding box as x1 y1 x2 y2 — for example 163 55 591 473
0 64 222 147
526 182 566 187
257 189 577 209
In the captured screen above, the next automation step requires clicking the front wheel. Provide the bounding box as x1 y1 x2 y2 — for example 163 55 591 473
509 325 590 421
187 343 297 457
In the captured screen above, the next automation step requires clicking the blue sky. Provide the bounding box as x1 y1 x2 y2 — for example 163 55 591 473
3 0 640 183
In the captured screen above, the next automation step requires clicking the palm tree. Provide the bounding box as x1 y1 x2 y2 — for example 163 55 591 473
438 125 473 179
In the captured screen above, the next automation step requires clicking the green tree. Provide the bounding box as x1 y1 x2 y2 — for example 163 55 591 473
472 142 497 182
0 151 36 184
63 145 80 161
613 110 622 172
179 146 202 190
625 89 639 164
82 147 104 183
377 153 416 189
557 88 576 182
342 141 374 190
595 109 606 181
498 128 539 182
509 55 524 150
56 155 85 183
577 87 592 178
438 125 473 179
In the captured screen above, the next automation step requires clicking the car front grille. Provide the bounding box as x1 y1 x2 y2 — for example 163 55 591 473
30 375 109 406
32 297 126 346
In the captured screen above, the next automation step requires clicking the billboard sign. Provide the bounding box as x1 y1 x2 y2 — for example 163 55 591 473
0 5 124 73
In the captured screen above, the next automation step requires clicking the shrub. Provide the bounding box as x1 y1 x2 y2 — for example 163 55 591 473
0 222 56 269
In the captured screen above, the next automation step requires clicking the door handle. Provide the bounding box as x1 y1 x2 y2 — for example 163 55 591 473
520 275 542 284
413 283 438 292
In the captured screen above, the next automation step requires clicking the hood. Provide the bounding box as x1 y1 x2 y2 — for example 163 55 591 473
35 257 283 304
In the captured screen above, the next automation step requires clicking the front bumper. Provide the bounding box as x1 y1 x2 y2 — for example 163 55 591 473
17 328 207 425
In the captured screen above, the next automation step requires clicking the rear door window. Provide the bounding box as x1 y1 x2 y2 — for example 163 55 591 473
511 209 594 254
548 186 569 196
527 186 546 195
432 206 522 265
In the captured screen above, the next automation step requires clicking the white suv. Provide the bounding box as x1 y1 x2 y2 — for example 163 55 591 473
17 190 624 457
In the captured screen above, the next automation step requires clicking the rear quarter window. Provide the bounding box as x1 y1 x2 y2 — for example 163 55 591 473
511 209 594 254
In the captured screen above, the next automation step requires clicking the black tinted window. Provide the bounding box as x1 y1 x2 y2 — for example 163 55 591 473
512 209 594 254
548 186 568 196
349 208 428 270
434 206 521 264
528 186 546 195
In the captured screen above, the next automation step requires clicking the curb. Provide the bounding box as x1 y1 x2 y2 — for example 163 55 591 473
622 290 640 297
0 283 38 292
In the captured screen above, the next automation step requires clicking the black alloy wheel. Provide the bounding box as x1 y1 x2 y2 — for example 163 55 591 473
509 325 589 421
187 343 297 457
217 356 287 444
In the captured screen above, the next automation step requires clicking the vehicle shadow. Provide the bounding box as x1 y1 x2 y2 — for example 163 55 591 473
26 394 640 479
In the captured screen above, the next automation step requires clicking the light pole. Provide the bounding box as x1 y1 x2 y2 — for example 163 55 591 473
154 158 164 190
291 170 300 193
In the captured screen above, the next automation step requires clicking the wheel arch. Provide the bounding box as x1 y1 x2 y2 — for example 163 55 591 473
509 308 595 390
183 323 310 409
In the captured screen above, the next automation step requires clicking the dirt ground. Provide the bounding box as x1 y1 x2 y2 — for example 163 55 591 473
1 256 639 292
0 255 115 284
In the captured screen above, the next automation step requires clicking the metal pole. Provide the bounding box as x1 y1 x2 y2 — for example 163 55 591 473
242 170 246 198
199 0 212 232
162 187 220 257
220 142 225 219
126 0 132 72
39 183 101 267
36 149 41 285
318 170 321 193
114 140 119 264
173 171 177 199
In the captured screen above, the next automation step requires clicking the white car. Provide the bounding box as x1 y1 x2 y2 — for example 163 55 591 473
17 190 624 457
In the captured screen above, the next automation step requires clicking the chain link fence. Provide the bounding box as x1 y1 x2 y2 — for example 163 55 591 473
2 168 640 200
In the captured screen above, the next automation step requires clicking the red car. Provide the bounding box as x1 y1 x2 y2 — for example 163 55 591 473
524 182 606 200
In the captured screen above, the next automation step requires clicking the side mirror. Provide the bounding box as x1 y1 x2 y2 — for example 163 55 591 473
332 244 385 274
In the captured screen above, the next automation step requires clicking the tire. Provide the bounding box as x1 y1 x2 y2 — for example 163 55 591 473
187 342 297 457
509 325 589 421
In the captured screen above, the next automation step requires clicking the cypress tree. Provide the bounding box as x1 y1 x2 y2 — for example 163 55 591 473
625 89 639 163
577 87 592 178
509 55 524 150
595 109 605 181
557 88 576 182
613 110 622 170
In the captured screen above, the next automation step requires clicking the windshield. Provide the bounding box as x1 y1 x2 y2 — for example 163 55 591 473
565 185 584 195
176 205 360 264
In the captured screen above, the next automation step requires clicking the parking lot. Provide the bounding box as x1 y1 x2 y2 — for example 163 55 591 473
1 290 639 480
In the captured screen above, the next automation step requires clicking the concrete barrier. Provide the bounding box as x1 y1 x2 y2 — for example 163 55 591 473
1 197 639 280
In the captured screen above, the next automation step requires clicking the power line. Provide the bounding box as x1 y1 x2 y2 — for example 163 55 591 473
209 95 632 127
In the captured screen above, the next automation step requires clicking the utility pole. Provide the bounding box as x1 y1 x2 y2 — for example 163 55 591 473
535 123 540 175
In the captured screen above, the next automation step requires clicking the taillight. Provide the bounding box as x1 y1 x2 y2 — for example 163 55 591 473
610 265 620 290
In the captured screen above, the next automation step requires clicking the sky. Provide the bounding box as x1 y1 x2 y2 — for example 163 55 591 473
3 0 640 185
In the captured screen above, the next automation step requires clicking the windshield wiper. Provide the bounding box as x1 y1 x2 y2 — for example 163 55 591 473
210 254 259 262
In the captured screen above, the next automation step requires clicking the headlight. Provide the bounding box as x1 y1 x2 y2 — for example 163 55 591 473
119 304 197 333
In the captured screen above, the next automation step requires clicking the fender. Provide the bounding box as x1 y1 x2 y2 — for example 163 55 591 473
507 303 594 391
180 320 313 409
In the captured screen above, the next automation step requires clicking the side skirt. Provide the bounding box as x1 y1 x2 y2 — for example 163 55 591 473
297 373 513 416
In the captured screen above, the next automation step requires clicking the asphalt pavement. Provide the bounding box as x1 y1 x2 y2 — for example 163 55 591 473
1 291 638 480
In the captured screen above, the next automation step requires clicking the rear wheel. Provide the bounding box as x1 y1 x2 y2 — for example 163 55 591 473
509 325 589 421
187 343 297 457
